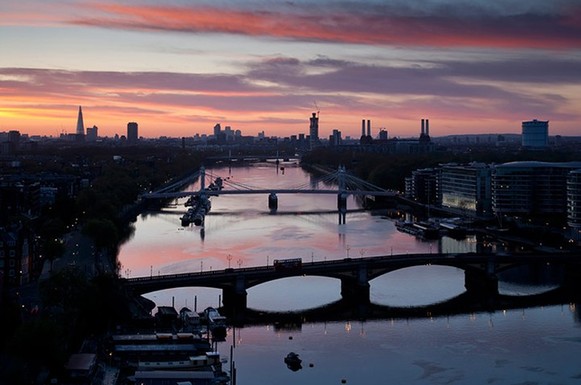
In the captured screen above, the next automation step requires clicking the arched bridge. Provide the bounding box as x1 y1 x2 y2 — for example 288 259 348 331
123 252 581 311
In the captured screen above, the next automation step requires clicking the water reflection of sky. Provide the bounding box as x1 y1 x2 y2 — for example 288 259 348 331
117 164 581 385
230 305 581 385
118 165 438 279
118 164 569 314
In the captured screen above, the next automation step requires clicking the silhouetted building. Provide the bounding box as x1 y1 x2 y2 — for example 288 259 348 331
405 168 439 205
492 161 581 220
419 119 431 144
522 119 548 149
76 106 85 136
309 112 320 149
0 130 22 153
75 106 85 142
0 227 35 290
86 125 98 142
127 122 138 143
330 129 342 146
567 169 581 232
360 119 373 145
378 129 388 140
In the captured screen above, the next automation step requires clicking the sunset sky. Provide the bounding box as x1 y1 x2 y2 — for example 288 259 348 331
1 0 581 139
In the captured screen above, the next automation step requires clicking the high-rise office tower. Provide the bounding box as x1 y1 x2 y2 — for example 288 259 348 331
127 122 139 143
522 119 548 148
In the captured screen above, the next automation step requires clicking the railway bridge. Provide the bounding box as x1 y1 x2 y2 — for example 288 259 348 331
124 252 581 311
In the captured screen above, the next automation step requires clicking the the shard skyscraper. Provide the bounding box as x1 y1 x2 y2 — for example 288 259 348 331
76 106 85 136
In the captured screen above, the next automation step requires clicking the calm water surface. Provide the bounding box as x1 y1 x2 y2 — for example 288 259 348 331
118 163 581 384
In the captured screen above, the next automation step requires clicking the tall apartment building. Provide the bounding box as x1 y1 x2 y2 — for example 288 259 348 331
309 112 319 149
405 168 439 205
522 119 548 149
127 122 138 143
492 161 581 220
567 169 581 230
408 161 581 227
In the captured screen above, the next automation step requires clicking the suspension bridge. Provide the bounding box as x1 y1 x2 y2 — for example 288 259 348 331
140 166 397 224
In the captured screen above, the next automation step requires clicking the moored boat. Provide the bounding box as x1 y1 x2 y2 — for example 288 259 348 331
284 351 302 371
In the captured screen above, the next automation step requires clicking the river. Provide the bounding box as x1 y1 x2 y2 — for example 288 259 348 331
118 162 581 384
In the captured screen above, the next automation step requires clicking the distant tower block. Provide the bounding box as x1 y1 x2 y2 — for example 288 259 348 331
521 119 548 148
309 112 319 149
76 106 85 136
127 122 139 143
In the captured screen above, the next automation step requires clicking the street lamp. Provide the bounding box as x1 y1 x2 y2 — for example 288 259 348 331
227 254 232 268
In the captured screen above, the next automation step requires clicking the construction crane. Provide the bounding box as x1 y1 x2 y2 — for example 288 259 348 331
313 101 320 118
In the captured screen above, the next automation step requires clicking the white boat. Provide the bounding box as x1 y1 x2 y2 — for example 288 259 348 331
202 307 227 339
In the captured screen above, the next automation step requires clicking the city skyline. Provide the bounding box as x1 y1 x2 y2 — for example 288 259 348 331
1 0 581 138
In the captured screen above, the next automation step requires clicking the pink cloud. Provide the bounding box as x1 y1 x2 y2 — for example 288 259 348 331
67 2 581 49
2 49 580 138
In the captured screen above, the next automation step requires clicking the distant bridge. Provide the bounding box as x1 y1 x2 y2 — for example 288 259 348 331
205 154 300 163
141 165 396 199
143 188 396 200
140 165 397 223
124 251 581 312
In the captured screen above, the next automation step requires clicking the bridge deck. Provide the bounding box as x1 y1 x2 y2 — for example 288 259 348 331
143 189 396 199
125 251 580 294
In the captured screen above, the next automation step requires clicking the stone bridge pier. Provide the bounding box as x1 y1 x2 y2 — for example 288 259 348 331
464 259 499 297
340 264 370 303
222 275 247 312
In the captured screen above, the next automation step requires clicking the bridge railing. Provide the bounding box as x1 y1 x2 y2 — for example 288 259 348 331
125 253 447 283
125 251 581 284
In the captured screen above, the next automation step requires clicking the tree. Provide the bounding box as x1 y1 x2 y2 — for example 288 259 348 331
82 218 119 252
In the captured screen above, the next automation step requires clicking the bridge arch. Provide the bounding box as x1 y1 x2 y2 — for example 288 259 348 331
246 276 342 311
369 265 466 307
124 252 581 314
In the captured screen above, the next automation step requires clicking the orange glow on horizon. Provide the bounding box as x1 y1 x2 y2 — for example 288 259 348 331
2 103 544 139
3 3 581 138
